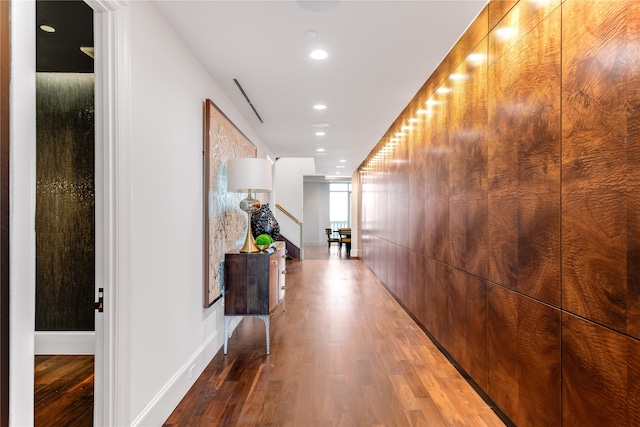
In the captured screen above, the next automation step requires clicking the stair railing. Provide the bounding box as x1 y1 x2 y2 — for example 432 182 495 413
275 203 304 260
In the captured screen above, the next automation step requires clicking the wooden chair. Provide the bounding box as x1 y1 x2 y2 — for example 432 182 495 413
338 228 351 253
325 228 340 249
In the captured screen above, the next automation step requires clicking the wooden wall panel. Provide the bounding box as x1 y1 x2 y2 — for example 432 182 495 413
359 1 640 425
395 130 410 249
424 261 450 349
488 286 561 427
448 269 488 393
448 6 488 73
489 0 561 65
488 7 561 306
408 117 427 254
448 37 488 278
488 0 517 31
409 250 427 327
396 244 409 309
562 312 640 427
562 0 640 338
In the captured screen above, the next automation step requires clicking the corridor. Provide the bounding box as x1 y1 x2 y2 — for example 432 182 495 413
164 245 505 426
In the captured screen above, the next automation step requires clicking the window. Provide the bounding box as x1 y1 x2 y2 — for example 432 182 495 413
329 182 351 230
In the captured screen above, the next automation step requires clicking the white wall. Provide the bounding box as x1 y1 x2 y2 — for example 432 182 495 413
274 158 315 248
127 3 274 424
10 1 36 424
303 181 330 246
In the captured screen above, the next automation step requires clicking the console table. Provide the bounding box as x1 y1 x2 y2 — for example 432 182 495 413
223 241 286 354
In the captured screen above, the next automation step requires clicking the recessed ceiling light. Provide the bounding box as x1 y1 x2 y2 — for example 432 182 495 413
310 122 330 128
315 131 326 136
305 30 318 38
310 49 328 60
336 166 346 169
313 104 327 110
339 159 346 163
316 148 325 152
40 24 56 33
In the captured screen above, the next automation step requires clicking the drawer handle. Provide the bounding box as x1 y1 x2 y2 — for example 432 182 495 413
271 260 277 266
282 270 286 275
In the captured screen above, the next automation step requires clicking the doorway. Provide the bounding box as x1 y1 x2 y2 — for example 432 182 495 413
34 1 95 424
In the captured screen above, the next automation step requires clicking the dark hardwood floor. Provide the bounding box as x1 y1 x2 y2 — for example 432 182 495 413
164 245 504 426
34 354 93 427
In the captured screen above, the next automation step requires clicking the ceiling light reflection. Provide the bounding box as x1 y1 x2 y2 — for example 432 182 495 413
495 27 517 40
468 53 485 63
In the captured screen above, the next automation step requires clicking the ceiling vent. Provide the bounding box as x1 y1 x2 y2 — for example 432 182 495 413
233 79 264 123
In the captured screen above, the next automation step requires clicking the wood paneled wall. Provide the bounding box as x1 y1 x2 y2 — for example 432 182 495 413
359 1 640 426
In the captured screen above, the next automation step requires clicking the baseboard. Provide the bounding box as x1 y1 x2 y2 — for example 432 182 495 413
34 331 95 355
131 316 241 427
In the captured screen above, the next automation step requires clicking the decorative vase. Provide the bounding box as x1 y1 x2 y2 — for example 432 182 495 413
251 203 280 241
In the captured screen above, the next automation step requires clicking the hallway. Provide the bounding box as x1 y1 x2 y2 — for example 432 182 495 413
164 246 505 426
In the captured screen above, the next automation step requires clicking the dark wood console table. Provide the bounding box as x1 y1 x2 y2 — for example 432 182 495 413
223 241 286 354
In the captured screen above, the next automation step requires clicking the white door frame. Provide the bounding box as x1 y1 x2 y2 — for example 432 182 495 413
86 1 133 425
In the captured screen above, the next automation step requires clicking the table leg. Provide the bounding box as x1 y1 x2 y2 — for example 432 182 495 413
257 315 270 354
223 316 233 355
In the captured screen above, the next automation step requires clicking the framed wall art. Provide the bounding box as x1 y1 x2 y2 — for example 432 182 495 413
203 99 256 307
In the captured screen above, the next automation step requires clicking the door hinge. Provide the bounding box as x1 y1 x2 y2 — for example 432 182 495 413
95 287 104 312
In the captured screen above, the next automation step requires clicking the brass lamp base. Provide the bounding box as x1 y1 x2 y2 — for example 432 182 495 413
240 211 259 253
239 192 261 253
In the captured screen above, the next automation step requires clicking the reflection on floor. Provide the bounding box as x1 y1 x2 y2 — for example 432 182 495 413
303 243 355 260
34 354 93 427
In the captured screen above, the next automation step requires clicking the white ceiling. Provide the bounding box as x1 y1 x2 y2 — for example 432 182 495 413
153 0 488 178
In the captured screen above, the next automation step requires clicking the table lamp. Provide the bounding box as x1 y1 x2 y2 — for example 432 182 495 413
226 157 273 253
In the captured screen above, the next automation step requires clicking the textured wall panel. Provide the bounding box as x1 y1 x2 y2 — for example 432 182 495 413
36 73 95 331
447 269 488 392
448 38 488 278
562 312 640 427
488 7 561 306
488 285 561 427
562 0 640 339
359 1 640 425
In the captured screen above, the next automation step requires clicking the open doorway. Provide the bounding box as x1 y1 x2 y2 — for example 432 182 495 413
34 1 95 424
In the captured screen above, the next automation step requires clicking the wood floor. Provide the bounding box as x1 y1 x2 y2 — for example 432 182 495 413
164 245 505 426
34 354 94 427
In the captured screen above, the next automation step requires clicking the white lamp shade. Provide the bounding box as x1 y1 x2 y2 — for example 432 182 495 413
226 158 273 193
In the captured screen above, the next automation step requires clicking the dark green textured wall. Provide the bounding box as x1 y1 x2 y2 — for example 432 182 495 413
36 73 95 331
